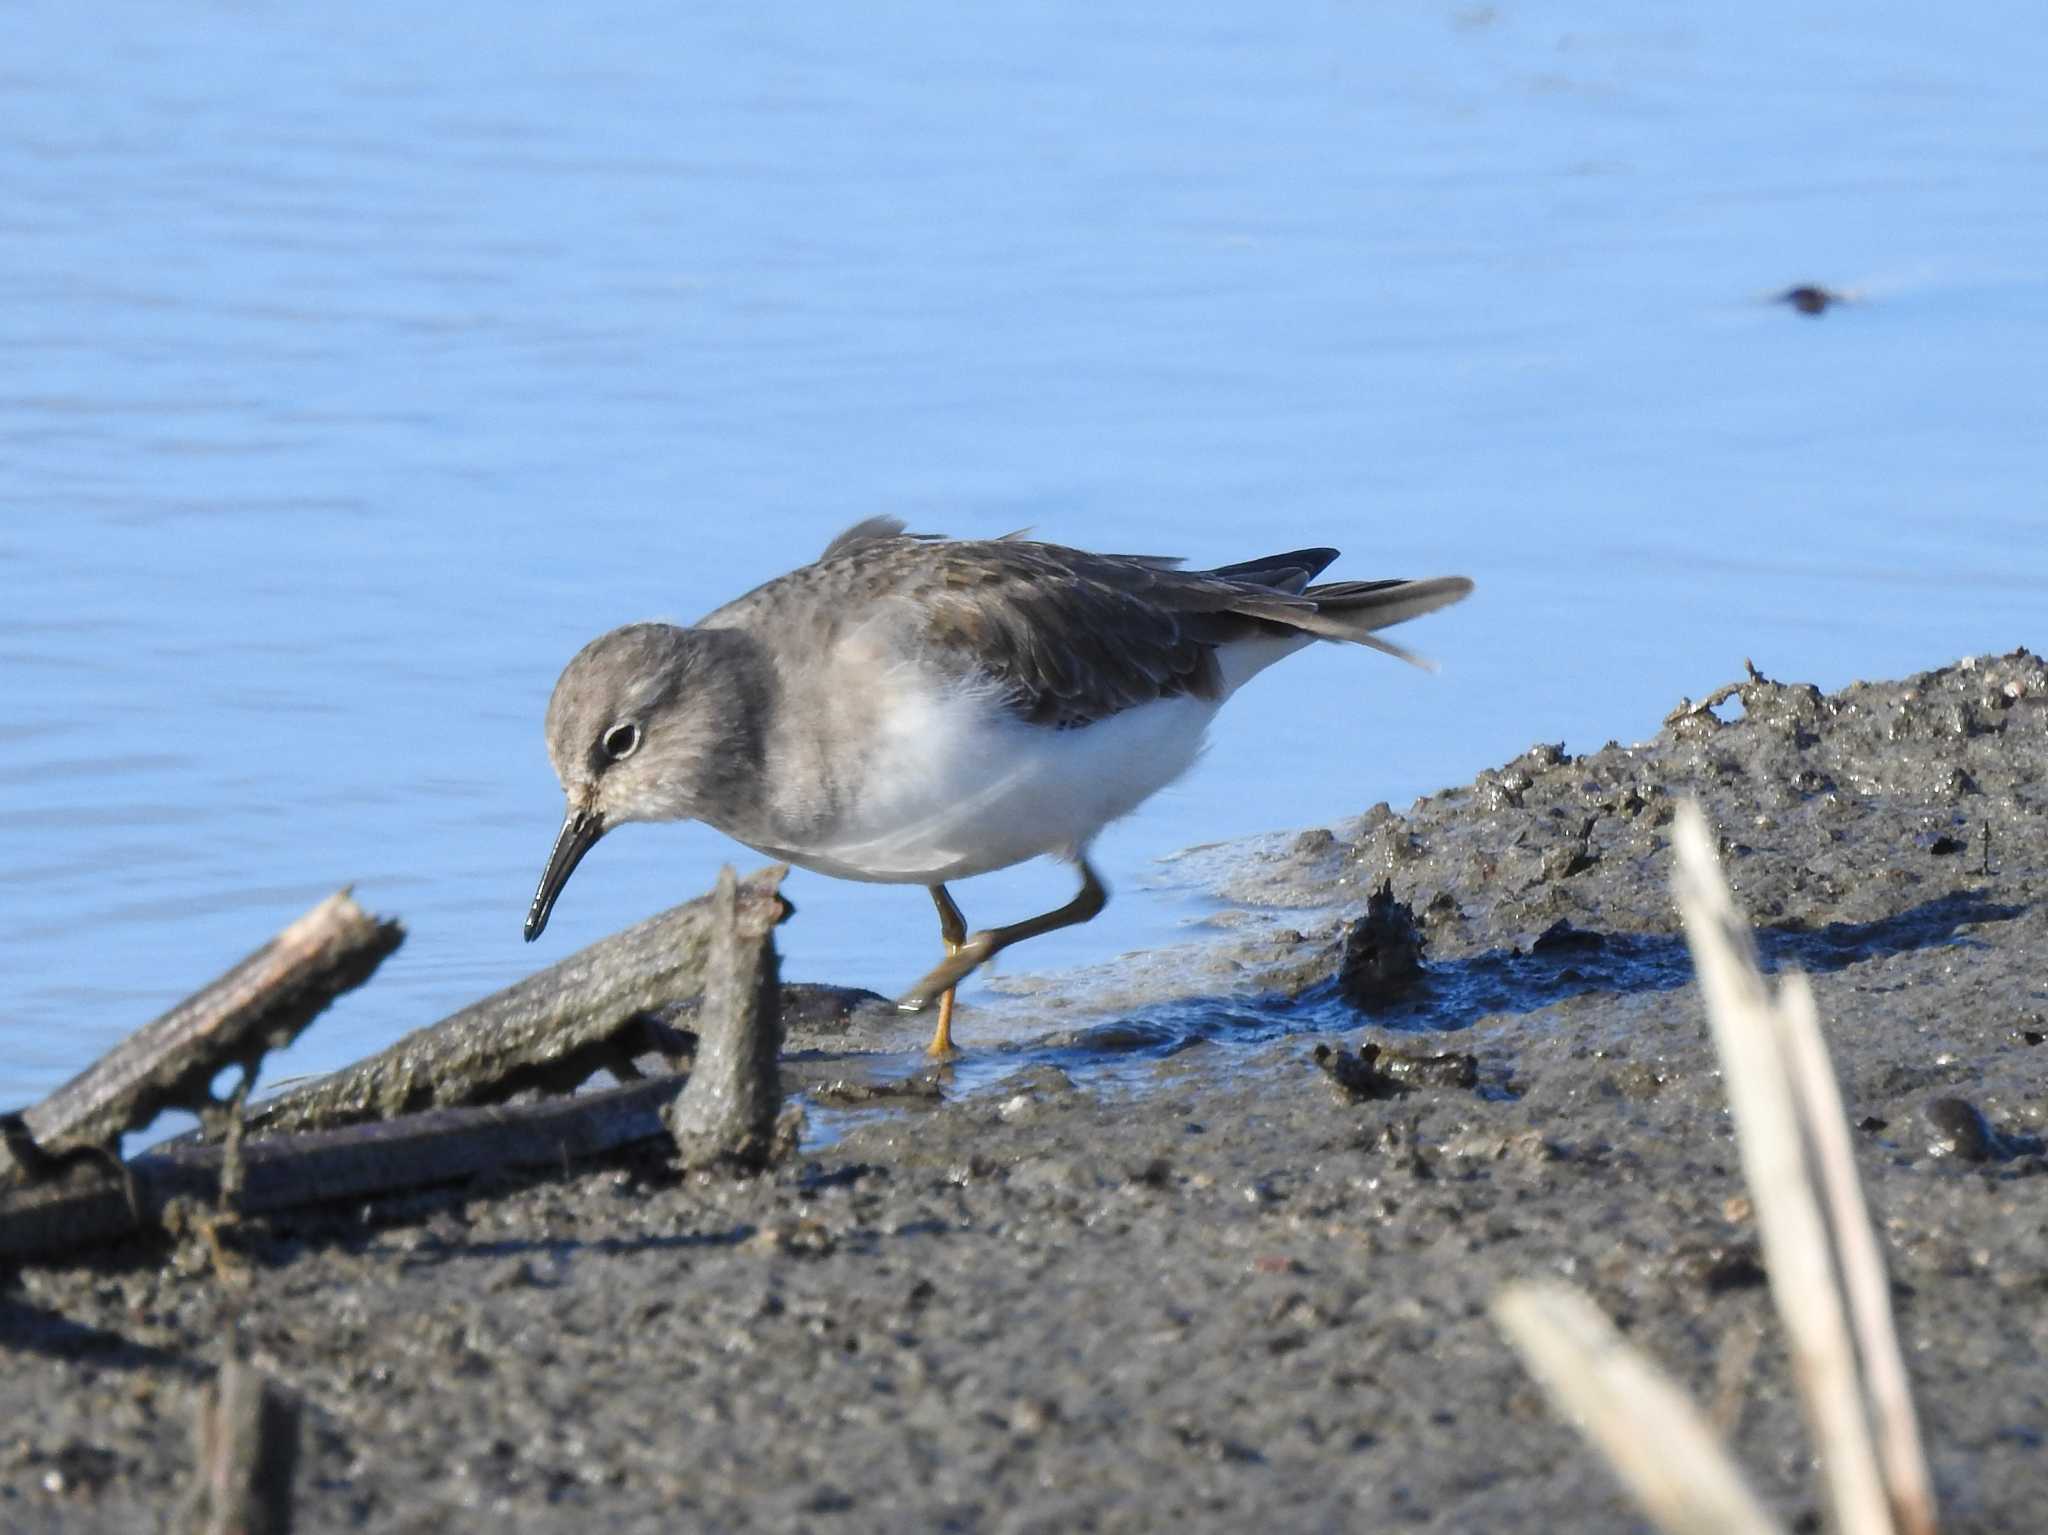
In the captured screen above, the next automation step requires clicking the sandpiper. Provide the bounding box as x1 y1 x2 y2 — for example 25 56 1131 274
524 518 1471 1053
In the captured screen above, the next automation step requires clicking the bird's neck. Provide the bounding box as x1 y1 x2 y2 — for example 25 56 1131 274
678 625 778 839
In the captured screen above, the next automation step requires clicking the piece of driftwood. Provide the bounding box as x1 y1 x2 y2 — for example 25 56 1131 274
243 866 790 1137
1 892 404 1182
188 1358 300 1535
665 868 787 1169
0 1075 687 1260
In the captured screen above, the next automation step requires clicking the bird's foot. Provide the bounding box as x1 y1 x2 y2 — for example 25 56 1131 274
897 933 995 1014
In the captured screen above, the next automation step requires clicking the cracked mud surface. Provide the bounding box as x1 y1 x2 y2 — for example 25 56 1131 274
4 651 2045 1532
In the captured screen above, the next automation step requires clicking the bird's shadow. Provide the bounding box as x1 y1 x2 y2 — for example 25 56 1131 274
0 1293 209 1378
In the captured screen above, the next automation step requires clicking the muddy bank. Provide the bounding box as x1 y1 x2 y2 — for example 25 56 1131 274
3 651 2044 1532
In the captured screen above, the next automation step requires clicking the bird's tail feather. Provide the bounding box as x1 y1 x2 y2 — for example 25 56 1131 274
1230 575 1474 669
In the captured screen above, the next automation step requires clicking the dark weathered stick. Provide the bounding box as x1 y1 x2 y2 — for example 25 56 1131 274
190 1357 300 1535
665 867 787 1169
0 1075 688 1260
244 865 790 1136
2 891 404 1180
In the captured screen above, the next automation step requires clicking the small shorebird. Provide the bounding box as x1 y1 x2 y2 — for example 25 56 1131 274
524 519 1470 1054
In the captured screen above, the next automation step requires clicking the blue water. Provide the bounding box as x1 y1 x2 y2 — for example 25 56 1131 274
4 1 2044 1110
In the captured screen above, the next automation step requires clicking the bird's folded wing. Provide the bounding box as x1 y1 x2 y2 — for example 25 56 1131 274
913 543 1303 728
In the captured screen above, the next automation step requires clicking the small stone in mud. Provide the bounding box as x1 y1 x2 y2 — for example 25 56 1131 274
1336 882 1425 1007
1530 918 1604 954
1920 1097 2035 1162
1476 771 1529 812
1604 1061 1667 1101
1538 817 1600 881
1125 1156 1174 1189
1922 1097 1996 1161
747 1217 835 1258
1672 1239 1767 1293
991 1064 1079 1103
1421 890 1463 928
1007 1397 1060 1436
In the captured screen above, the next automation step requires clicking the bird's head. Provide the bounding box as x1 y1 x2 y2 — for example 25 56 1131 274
523 622 752 942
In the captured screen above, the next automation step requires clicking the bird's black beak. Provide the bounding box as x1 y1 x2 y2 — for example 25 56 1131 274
524 805 606 942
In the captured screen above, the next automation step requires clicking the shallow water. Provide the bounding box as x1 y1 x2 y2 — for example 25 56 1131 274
4 2 2044 1110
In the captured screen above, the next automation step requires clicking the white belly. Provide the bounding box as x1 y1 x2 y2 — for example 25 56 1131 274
767 682 1220 884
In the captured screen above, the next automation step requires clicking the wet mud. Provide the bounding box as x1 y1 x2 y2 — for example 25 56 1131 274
3 651 2044 1532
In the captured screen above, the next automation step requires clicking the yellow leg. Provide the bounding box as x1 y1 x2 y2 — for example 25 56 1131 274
926 886 967 1056
902 861 1110 1023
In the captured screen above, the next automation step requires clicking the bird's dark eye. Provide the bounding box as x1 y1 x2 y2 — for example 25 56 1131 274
601 721 641 761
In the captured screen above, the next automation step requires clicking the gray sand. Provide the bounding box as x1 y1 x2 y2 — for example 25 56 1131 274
4 651 2044 1532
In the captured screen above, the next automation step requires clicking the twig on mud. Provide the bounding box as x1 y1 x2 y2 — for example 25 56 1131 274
1661 660 1774 728
187 1356 300 1535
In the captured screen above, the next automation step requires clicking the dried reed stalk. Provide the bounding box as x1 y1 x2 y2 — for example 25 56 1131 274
1671 802 1935 1535
1491 801 1939 1535
1493 1281 1784 1535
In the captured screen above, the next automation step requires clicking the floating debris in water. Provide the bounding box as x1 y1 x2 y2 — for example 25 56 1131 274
1777 283 1847 316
